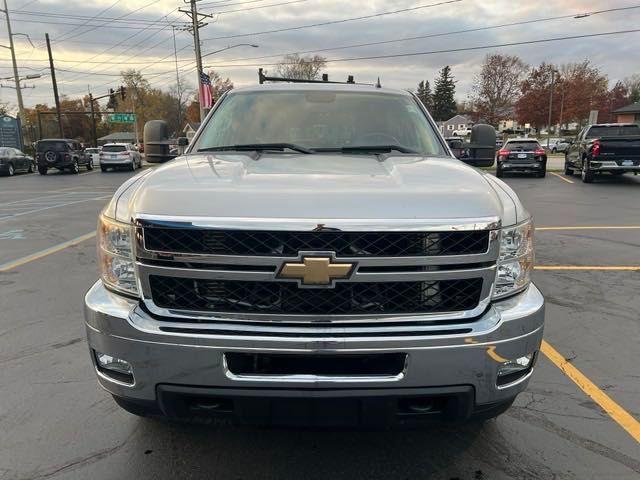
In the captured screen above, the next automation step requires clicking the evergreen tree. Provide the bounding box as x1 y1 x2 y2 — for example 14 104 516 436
432 66 457 121
416 80 433 111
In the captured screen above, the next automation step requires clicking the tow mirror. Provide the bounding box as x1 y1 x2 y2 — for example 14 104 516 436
177 137 189 147
455 124 496 168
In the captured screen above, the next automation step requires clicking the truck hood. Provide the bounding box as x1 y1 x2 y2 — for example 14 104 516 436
113 153 523 226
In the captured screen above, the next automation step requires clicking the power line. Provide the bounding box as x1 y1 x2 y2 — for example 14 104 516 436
11 18 182 30
204 29 640 68
55 0 122 43
205 5 640 63
12 10 189 26
214 0 309 15
201 0 464 40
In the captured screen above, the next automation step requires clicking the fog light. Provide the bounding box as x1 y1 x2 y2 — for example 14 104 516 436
496 352 535 386
94 350 134 384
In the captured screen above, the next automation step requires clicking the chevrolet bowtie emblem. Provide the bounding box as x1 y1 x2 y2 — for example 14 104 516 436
278 256 354 286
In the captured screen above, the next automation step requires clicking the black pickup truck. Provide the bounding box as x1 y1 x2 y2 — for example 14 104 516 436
564 123 640 183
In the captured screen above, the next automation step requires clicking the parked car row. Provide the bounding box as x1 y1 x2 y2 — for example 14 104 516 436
0 139 143 177
0 147 35 176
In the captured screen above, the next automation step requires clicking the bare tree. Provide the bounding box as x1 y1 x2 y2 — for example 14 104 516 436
274 54 327 80
623 74 640 103
470 54 528 125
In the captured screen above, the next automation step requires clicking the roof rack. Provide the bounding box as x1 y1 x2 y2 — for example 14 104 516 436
258 68 376 86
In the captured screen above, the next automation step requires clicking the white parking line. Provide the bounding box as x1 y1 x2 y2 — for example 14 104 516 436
0 195 111 221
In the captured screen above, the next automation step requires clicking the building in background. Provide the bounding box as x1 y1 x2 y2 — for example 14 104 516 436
612 103 640 124
439 115 473 135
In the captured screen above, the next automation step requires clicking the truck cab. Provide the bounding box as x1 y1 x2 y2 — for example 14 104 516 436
85 81 544 426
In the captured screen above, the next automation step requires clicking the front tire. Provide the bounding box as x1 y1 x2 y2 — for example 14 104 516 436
100 165 107 172
38 166 47 175
71 160 80 174
28 162 34 173
86 160 93 171
6 163 15 176
581 160 594 183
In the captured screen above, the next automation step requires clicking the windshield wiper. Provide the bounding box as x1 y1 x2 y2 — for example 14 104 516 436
198 143 313 154
316 145 418 154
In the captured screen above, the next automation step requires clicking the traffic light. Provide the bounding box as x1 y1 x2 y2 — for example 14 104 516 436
106 88 116 109
119 86 126 101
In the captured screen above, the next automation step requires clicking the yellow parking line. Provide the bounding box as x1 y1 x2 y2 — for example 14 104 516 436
549 172 574 184
0 231 96 273
537 226 640 231
541 340 640 443
535 266 640 271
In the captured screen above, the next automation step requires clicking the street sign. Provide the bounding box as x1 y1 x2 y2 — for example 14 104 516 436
0 115 23 150
108 113 136 123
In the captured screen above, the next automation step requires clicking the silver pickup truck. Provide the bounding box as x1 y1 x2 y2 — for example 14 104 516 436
85 83 544 427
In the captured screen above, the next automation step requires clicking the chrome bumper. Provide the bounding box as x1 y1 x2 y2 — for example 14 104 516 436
84 280 544 407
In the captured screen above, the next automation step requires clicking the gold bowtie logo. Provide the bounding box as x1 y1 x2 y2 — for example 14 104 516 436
278 256 354 286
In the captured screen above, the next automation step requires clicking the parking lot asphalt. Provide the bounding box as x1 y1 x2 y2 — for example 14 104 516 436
0 166 639 480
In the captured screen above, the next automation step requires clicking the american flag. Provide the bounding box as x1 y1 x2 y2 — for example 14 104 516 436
199 71 213 109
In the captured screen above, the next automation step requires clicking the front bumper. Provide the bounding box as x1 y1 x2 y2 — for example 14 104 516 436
84 281 544 423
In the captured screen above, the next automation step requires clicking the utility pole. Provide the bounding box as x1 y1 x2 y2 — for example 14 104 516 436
1 0 25 123
172 26 182 130
546 69 555 149
88 93 98 148
45 33 64 137
180 0 213 122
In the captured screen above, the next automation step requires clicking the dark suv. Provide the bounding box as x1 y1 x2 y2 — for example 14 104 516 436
496 138 547 178
36 139 92 175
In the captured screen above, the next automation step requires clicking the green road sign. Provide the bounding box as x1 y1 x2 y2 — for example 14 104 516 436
108 113 136 123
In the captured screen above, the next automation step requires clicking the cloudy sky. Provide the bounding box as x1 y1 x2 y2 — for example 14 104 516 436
1 0 639 108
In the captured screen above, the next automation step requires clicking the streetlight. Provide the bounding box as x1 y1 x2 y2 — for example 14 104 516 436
201 43 258 59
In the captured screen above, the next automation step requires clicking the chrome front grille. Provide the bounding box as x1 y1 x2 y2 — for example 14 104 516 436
134 216 500 331
143 228 490 257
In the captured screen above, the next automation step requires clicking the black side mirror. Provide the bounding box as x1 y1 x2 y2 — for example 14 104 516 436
457 124 496 167
177 137 189 147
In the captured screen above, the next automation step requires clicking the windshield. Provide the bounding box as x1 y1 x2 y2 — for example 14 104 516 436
505 141 540 151
102 145 127 153
37 141 67 151
86 148 99 153
0 147 12 156
192 90 446 155
586 125 640 138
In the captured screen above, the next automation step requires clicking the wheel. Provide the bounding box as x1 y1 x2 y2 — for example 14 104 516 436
564 158 574 175
86 160 94 171
537 169 546 178
129 161 135 171
71 160 80 174
552 148 557 154
611 171 625 176
100 165 107 172
581 160 594 183
496 165 504 178
38 166 47 175
28 162 34 173
6 163 15 176
112 395 160 418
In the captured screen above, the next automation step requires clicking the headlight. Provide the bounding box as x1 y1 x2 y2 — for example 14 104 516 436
492 219 534 300
98 215 138 296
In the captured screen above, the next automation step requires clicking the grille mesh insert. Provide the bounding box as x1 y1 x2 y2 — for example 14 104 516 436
149 276 483 316
142 228 489 257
